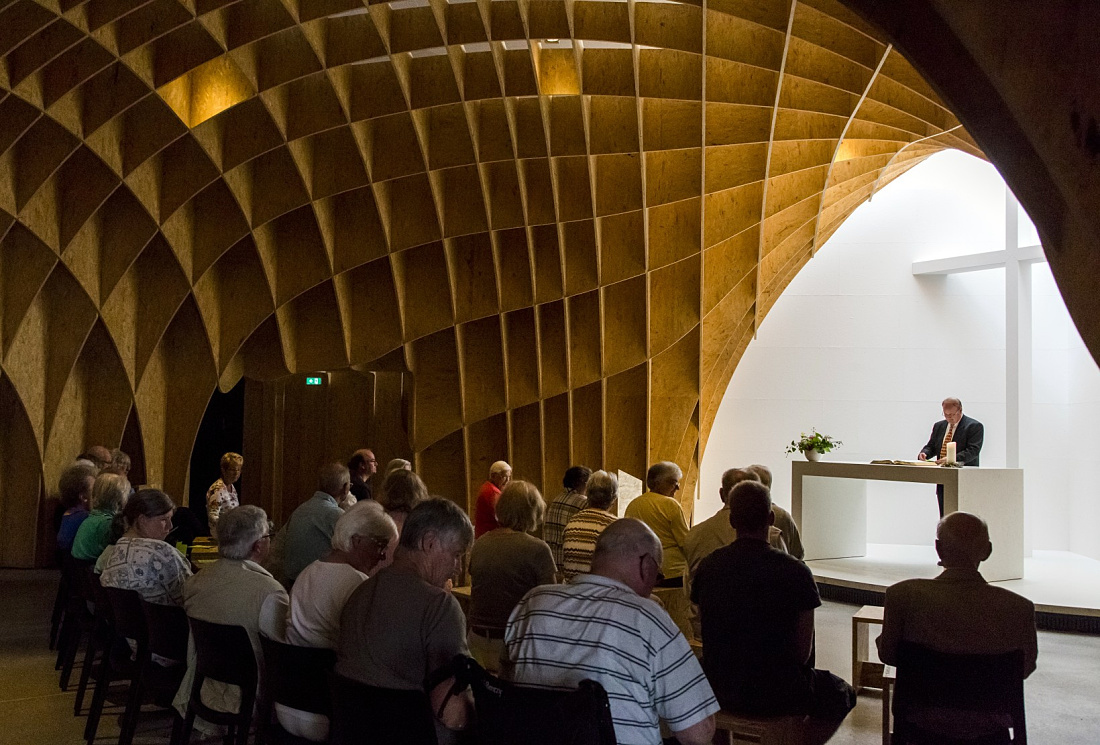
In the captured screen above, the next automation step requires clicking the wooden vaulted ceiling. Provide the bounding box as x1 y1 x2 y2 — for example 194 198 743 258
0 0 983 566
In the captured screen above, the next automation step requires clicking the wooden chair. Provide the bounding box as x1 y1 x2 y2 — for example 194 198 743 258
258 634 336 744
888 641 1027 745
85 587 147 745
56 557 95 688
172 618 258 745
329 673 438 745
713 710 805 745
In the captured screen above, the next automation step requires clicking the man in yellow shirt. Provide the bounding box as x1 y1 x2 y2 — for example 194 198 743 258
624 462 689 586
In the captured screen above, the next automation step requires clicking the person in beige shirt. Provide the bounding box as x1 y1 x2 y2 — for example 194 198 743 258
746 464 804 560
684 468 787 638
624 461 689 586
877 512 1037 741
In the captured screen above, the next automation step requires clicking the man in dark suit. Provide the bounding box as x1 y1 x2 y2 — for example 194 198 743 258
918 397 984 516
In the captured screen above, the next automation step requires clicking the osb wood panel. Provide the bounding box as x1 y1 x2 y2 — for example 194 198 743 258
0 0 983 566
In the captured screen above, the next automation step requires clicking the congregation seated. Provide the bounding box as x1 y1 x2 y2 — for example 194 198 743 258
206 451 243 538
336 498 475 742
100 489 191 606
377 467 428 535
505 519 719 745
468 480 555 671
543 465 592 574
684 467 787 637
624 461 689 587
475 460 512 537
560 470 619 582
745 463 804 560
173 505 287 731
71 472 131 562
283 463 352 585
878 511 1037 741
287 500 398 649
347 448 377 504
55 460 97 552
693 481 855 743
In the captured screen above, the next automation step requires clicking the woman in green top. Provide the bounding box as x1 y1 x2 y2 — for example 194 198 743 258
71 473 130 561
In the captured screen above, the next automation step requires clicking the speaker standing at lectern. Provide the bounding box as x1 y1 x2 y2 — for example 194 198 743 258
917 397 984 517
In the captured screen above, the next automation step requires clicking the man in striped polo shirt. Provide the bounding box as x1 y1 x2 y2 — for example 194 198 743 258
504 519 718 745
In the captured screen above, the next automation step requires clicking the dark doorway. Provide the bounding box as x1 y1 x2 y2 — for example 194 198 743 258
188 380 245 531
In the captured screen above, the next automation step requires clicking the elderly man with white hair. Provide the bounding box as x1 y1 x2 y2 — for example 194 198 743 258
287 500 398 649
878 511 1037 741
174 505 287 730
505 519 719 745
474 459 512 537
624 461 690 586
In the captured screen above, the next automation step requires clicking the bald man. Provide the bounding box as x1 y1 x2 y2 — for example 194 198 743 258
878 512 1036 740
506 519 717 745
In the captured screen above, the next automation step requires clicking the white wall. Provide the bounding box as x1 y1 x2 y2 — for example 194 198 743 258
699 151 1100 556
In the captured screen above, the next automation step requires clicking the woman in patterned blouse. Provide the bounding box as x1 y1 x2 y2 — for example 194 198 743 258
101 488 192 606
206 452 243 537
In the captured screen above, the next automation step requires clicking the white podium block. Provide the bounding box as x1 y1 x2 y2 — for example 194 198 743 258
792 461 1023 582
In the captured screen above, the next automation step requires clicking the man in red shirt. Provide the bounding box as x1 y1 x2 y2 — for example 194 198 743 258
474 461 512 537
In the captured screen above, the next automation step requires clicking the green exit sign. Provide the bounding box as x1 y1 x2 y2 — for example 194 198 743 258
305 376 324 386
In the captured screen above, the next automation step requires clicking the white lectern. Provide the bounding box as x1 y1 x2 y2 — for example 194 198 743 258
791 461 1024 581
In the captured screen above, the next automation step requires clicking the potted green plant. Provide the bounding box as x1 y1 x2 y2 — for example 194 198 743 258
785 430 842 461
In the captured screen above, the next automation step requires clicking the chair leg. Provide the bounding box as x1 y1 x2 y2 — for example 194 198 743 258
49 579 66 650
73 626 103 715
83 654 113 744
59 618 84 691
118 663 147 745
169 710 188 745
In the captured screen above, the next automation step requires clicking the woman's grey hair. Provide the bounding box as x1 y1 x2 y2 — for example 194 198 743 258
494 480 544 533
59 461 98 508
333 500 398 552
383 458 412 478
91 473 131 513
399 497 474 552
592 518 660 566
217 505 269 560
645 461 682 491
585 470 618 510
380 469 429 514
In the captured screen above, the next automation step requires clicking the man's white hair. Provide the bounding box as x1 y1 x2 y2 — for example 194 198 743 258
217 505 268 560
332 500 397 552
489 460 511 476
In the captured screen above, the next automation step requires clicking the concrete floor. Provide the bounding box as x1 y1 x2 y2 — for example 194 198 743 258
2 569 1098 744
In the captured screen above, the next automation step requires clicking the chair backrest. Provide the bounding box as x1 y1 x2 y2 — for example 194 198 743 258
329 673 437 745
188 617 258 693
893 641 1026 741
103 587 147 646
141 600 188 662
451 655 617 745
258 634 336 715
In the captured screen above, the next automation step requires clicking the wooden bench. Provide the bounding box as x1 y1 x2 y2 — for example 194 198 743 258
852 604 886 694
714 710 805 744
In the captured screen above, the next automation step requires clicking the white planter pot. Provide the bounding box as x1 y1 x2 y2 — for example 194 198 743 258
804 449 821 462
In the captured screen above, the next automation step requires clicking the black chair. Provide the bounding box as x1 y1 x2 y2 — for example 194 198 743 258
258 635 336 744
56 556 95 687
450 655 616 745
329 674 438 745
84 587 146 745
173 618 258 745
892 641 1027 745
50 549 73 650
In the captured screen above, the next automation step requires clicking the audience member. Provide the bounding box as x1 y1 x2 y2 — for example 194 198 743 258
878 511 1037 741
468 481 555 671
71 473 131 562
101 489 191 606
506 519 718 745
693 481 854 743
56 461 98 552
287 501 398 649
474 461 512 537
103 448 131 477
206 452 243 537
81 445 113 472
173 505 287 730
336 498 475 741
383 458 412 479
684 467 787 637
745 464 804 560
561 470 619 581
283 464 351 585
377 468 429 535
543 465 591 573
624 461 689 587
348 449 378 503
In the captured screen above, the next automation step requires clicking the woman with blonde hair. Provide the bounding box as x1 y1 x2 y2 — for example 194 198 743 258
71 473 131 561
206 452 243 536
377 468 428 534
467 480 555 671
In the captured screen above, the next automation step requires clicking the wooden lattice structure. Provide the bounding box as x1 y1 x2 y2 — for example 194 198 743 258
0 0 983 567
